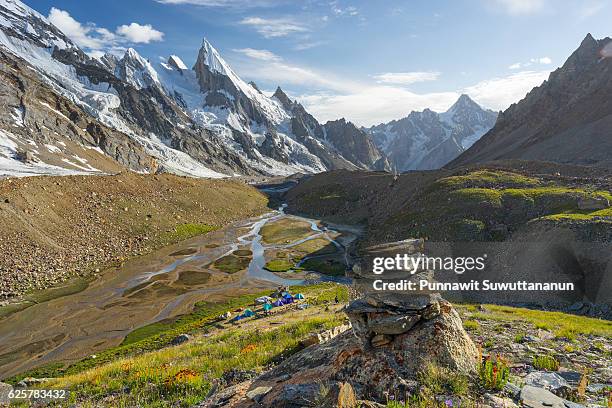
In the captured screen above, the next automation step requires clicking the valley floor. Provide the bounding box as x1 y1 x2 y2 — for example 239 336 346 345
0 172 269 304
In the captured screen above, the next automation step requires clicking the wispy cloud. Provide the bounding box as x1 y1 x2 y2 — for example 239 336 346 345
330 2 359 17
116 23 164 43
233 48 281 61
234 48 550 126
294 40 326 51
232 49 355 92
463 70 550 110
48 8 164 55
508 57 552 70
239 16 309 38
373 72 441 85
490 0 546 15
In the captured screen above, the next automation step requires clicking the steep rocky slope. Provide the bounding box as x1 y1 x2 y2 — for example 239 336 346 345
368 94 497 171
0 48 156 177
450 34 612 169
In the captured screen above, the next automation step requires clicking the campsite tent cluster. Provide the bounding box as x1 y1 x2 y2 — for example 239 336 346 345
230 291 306 322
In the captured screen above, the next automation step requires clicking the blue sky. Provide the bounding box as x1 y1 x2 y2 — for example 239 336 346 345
27 0 612 126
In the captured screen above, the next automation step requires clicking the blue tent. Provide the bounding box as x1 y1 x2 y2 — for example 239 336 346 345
272 299 284 307
295 293 305 300
282 297 294 305
282 293 293 299
263 303 273 311
242 308 255 317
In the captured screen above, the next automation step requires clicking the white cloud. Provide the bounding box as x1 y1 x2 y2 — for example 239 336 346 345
331 4 359 16
239 16 308 38
294 41 326 51
508 57 552 70
373 71 441 85
463 70 549 110
47 8 163 55
116 23 164 44
234 57 354 93
298 88 458 126
233 48 281 61
48 7 108 49
491 0 546 15
233 47 551 126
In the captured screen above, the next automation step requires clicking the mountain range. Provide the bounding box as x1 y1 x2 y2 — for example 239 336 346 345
367 94 498 171
0 0 390 178
2 0 610 179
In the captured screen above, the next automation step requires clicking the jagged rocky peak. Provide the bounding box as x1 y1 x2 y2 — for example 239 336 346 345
451 93 479 110
99 52 119 71
197 38 228 74
115 47 161 89
272 86 294 110
367 95 497 171
559 33 611 77
193 38 237 91
167 54 187 71
248 81 261 93
442 93 496 125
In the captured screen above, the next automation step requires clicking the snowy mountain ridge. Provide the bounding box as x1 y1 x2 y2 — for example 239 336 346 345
0 0 386 178
367 94 498 171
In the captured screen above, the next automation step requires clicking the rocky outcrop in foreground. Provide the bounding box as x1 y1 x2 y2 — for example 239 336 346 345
201 239 478 407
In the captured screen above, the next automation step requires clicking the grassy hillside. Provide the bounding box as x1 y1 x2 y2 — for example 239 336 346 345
6 284 610 407
6 284 350 406
285 162 612 244
383 169 612 242
0 173 269 304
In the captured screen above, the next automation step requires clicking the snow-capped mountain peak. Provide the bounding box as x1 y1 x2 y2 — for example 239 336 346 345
198 38 233 76
445 94 481 115
192 37 289 126
167 54 187 71
0 0 72 51
116 47 161 89
368 95 498 170
440 94 496 128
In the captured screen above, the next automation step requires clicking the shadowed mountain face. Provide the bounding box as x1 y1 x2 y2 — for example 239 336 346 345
449 34 612 169
367 95 497 171
0 0 386 177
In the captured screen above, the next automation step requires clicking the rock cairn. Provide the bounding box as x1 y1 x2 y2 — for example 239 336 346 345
343 239 478 386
